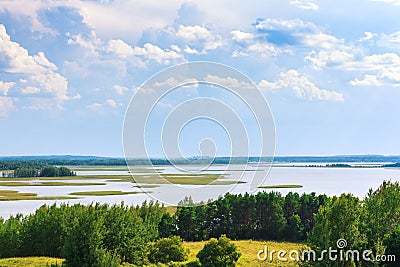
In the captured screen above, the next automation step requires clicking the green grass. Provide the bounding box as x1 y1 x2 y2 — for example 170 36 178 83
0 173 243 185
132 184 160 188
0 257 64 267
69 190 142 196
0 190 77 201
183 239 305 266
164 206 177 215
258 184 303 189
0 240 305 266
0 181 106 187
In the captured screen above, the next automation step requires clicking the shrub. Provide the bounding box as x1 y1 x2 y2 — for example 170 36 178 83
149 236 188 264
196 235 241 267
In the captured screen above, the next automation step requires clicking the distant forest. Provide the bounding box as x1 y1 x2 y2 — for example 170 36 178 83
0 155 400 166
0 161 76 178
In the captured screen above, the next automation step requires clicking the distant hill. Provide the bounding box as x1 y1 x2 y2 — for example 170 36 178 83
1 155 400 166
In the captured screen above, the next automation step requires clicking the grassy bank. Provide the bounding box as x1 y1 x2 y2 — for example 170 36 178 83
0 190 77 201
0 173 242 185
0 240 304 266
258 184 303 189
0 257 64 267
183 239 305 267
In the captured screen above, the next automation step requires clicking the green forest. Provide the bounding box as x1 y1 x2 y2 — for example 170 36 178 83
0 181 399 266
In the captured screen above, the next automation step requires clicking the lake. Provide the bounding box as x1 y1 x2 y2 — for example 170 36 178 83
1 165 399 219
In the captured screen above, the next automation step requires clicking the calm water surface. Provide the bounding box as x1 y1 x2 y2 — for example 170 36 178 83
1 166 399 219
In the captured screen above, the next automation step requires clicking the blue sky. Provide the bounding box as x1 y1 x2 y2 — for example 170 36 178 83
1 0 400 157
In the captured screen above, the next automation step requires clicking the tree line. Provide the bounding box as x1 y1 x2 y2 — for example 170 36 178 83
158 191 328 242
0 182 398 266
0 161 45 170
4 166 76 178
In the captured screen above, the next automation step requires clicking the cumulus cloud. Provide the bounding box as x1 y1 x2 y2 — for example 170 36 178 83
152 77 199 89
349 75 382 86
0 81 15 96
176 25 223 51
67 30 102 55
0 24 69 101
106 99 117 108
0 96 15 118
183 45 199 54
247 43 282 57
0 0 57 34
231 30 254 42
113 85 128 95
359 32 377 42
21 86 41 95
370 0 400 5
204 75 254 89
86 103 103 111
86 98 119 111
289 0 319 10
255 18 318 33
107 40 182 63
259 70 344 102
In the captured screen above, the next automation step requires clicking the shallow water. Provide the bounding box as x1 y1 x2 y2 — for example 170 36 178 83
0 166 399 219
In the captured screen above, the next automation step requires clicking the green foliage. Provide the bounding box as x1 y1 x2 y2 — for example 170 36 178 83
306 181 400 267
383 224 400 267
0 161 45 170
361 181 400 256
175 191 327 242
0 202 165 266
149 236 188 264
158 212 177 238
307 194 365 266
197 235 241 267
8 165 76 178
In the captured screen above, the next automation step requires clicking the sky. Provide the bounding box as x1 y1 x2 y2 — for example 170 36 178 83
1 0 400 157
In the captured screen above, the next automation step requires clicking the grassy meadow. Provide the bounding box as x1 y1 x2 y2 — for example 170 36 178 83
0 240 304 267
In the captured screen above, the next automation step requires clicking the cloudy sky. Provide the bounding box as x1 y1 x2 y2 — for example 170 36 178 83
1 0 400 157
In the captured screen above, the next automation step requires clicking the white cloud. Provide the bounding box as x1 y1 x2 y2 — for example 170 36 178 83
255 18 317 32
247 42 281 57
305 50 354 69
259 70 344 102
107 40 182 63
204 75 254 89
177 25 223 50
0 24 69 101
21 86 41 95
349 75 382 86
72 93 82 100
370 0 400 5
183 45 199 54
106 99 117 108
113 85 128 95
289 0 319 10
170 45 181 53
86 103 103 111
86 98 119 111
231 30 254 42
378 31 400 50
0 96 15 118
67 30 102 55
0 0 57 34
153 77 199 89
359 32 377 42
0 81 15 96
71 0 183 42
